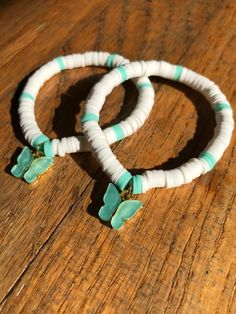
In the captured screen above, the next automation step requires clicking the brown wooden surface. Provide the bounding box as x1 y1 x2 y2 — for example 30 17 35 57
0 1 236 313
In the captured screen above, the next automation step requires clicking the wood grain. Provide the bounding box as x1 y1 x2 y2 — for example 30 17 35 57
0 0 236 313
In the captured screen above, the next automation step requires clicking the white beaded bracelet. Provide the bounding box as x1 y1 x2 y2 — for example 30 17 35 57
81 61 234 229
11 52 155 183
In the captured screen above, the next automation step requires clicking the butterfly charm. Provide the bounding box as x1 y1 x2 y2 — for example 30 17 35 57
11 146 54 183
98 183 142 230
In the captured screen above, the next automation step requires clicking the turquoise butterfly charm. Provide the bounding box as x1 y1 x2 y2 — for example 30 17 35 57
99 183 142 230
11 146 54 183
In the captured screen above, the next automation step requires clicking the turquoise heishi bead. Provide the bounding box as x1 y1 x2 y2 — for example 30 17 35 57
173 65 183 81
43 140 54 157
199 151 216 170
81 113 99 123
137 82 153 89
112 124 124 141
115 171 132 190
117 66 127 82
20 92 35 102
132 175 142 194
32 134 49 148
213 102 232 112
55 56 65 70
106 54 117 68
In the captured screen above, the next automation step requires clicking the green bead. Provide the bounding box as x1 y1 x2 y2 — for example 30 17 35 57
81 113 99 123
132 175 143 194
55 56 65 70
137 82 153 89
19 92 35 102
106 53 117 68
32 134 49 148
43 140 54 157
199 151 216 170
115 171 132 190
213 102 232 112
173 65 183 81
117 66 127 82
112 124 124 141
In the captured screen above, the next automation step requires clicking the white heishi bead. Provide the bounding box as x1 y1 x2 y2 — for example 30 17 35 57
164 169 185 188
142 170 166 189
19 52 154 156
81 60 234 191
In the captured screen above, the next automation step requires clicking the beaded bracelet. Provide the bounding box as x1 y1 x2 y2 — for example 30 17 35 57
81 61 234 230
11 52 155 183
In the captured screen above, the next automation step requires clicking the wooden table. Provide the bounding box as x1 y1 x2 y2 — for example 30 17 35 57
0 1 236 313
